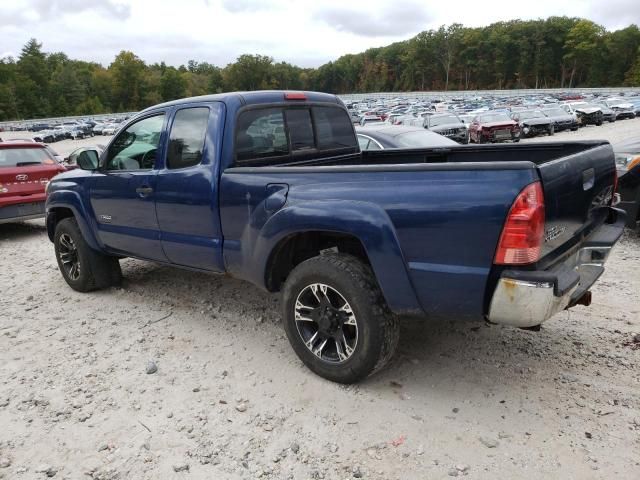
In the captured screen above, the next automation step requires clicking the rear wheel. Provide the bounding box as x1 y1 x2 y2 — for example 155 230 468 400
282 253 399 383
54 218 121 292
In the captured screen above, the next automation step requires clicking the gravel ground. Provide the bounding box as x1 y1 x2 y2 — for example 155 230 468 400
1 122 639 479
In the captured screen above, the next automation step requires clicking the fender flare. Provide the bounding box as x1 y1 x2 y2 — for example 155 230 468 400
46 190 101 251
248 199 424 316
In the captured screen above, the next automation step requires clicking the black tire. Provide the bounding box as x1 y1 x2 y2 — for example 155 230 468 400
54 217 122 292
282 253 399 384
548 125 554 136
596 120 603 126
571 126 579 131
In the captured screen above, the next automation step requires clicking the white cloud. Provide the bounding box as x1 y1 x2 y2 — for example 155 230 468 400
0 0 636 68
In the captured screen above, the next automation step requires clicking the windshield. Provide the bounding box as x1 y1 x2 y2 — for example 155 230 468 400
478 113 511 123
393 131 457 148
429 115 460 126
0 147 54 167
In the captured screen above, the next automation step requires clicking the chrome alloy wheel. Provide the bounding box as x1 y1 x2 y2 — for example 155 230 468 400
294 283 358 363
58 233 81 281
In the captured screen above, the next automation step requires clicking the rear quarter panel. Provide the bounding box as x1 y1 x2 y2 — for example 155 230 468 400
220 166 538 320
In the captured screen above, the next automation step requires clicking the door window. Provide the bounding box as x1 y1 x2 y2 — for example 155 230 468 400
104 114 165 171
167 108 209 169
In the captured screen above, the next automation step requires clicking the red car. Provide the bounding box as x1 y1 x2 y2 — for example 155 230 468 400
469 112 521 143
0 142 66 224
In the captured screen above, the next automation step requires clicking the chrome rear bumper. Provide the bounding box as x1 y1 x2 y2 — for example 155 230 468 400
487 209 626 327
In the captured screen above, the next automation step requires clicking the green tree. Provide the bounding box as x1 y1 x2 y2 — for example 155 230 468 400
109 51 147 110
160 67 186 101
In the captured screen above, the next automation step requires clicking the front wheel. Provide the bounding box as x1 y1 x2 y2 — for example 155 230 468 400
282 253 399 383
54 218 122 292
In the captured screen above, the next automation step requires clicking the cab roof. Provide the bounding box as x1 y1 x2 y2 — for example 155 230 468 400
140 90 341 114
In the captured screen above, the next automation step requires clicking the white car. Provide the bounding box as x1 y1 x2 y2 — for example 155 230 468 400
102 124 120 135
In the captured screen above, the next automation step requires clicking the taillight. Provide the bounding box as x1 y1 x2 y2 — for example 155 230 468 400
494 181 545 265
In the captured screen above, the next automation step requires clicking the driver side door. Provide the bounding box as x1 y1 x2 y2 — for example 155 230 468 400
88 113 168 261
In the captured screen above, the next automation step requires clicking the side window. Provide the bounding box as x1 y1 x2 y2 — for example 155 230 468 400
313 106 358 150
285 109 314 151
167 108 209 169
104 114 164 171
236 108 289 163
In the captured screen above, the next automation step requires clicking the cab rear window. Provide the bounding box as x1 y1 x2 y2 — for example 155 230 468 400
235 105 357 165
0 147 54 168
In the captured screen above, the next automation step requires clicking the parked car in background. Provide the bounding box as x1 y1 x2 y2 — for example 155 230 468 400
468 112 520 143
613 138 640 231
44 145 63 163
423 113 469 144
33 131 56 143
0 142 66 224
102 123 122 135
356 125 457 150
541 107 579 131
574 105 604 126
92 123 107 135
510 110 554 137
592 103 617 123
359 115 384 127
604 99 636 120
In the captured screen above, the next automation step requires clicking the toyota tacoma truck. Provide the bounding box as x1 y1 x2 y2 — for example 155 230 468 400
45 91 625 383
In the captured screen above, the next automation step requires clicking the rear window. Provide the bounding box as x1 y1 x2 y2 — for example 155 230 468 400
235 105 357 165
236 108 289 163
0 147 54 168
285 109 314 151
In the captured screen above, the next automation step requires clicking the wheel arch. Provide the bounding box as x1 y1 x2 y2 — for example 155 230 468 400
46 190 101 250
251 200 424 317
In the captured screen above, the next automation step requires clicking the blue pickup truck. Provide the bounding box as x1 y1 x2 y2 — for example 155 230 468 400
45 91 625 383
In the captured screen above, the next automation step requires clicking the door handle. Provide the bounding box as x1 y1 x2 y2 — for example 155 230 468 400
136 186 154 197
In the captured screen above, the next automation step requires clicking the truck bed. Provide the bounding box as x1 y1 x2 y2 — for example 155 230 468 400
270 140 609 167
223 140 617 320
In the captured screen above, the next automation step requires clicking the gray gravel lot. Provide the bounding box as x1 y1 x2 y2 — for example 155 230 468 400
0 123 639 479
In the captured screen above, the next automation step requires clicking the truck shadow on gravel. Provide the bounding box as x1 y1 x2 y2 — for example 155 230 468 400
0 220 47 241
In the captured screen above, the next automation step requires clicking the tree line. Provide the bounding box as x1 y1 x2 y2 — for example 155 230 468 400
1 16 640 121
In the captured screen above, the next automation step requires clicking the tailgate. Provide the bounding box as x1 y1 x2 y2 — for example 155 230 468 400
0 164 63 205
536 142 616 259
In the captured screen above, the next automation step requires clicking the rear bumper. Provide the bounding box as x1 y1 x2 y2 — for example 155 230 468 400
487 208 626 327
0 201 46 224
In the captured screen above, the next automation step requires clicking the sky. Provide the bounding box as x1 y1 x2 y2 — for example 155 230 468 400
1 0 639 68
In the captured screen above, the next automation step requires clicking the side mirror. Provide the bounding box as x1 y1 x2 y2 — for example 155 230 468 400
77 150 100 171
